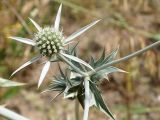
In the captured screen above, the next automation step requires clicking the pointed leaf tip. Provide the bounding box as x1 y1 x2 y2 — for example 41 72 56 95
38 61 51 88
54 4 62 31
10 55 41 78
64 19 100 44
9 36 36 46
29 18 42 31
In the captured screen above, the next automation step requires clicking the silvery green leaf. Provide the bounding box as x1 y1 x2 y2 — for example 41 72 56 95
47 68 69 92
70 58 85 72
96 48 106 64
0 78 25 87
11 55 41 77
104 47 119 64
48 78 66 91
9 37 36 46
61 53 95 71
98 66 126 75
89 56 95 67
93 48 119 68
38 61 51 88
29 18 42 31
94 48 106 67
54 4 62 31
64 20 100 44
90 82 115 120
92 66 126 81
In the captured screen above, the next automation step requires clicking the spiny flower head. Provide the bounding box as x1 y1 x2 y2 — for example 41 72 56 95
35 27 64 57
9 3 100 88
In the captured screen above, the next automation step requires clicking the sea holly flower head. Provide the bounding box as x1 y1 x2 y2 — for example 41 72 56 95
34 27 64 57
9 4 100 88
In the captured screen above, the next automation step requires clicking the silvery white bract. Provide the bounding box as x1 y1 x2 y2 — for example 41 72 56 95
9 4 100 88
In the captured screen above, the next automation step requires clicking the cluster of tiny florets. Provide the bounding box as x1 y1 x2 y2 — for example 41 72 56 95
34 27 64 57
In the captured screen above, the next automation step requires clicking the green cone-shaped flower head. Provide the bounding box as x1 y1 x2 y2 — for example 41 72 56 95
35 27 64 57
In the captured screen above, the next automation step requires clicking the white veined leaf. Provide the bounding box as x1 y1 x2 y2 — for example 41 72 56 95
0 78 25 87
54 4 62 31
29 18 42 31
90 82 115 120
38 61 51 88
64 20 100 44
92 66 127 82
9 37 36 46
11 55 41 77
61 53 95 71
97 66 127 76
105 47 119 63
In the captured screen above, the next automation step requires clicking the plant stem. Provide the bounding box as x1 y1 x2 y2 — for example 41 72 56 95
75 99 80 120
83 76 90 120
58 53 87 76
0 106 29 120
88 40 160 76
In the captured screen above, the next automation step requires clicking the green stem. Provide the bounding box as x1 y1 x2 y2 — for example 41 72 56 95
58 53 87 76
83 76 90 120
88 40 160 76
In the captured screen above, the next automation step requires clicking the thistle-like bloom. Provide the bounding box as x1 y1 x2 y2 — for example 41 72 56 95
9 4 100 88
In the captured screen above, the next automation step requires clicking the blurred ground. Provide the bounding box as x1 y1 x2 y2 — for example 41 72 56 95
0 0 160 120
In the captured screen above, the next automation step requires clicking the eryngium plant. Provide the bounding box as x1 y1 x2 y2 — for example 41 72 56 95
9 3 160 120
9 4 99 88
